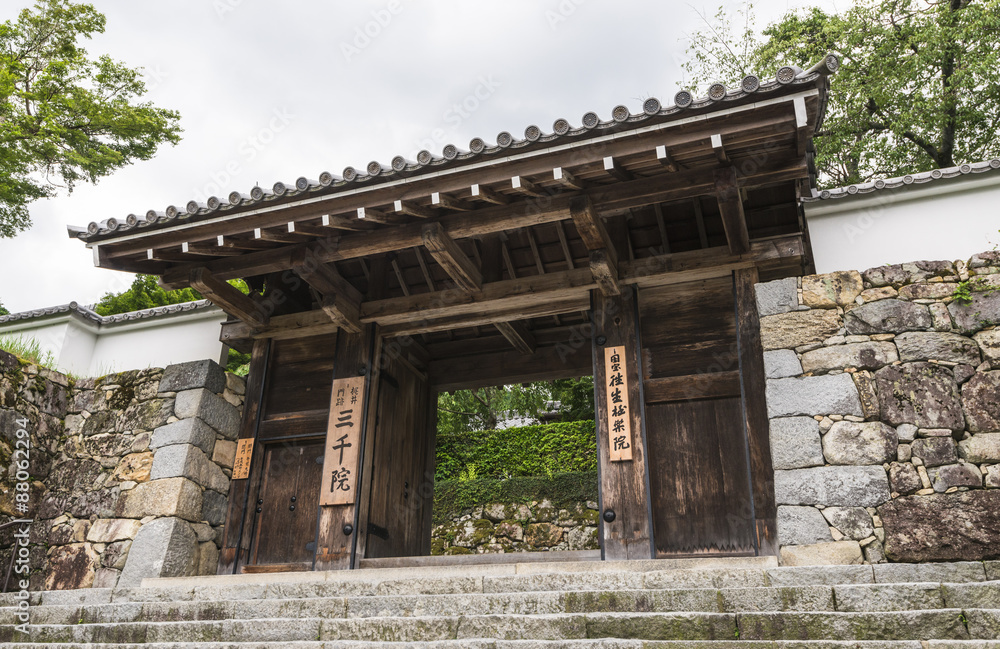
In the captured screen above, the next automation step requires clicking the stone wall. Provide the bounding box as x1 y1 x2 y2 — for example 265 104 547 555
0 356 243 591
757 250 1000 566
431 499 599 555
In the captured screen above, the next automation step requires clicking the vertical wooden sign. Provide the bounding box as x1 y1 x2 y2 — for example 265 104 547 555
320 376 365 506
232 438 254 479
604 345 633 461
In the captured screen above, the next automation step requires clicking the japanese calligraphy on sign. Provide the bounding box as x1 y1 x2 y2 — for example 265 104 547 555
604 345 633 461
320 376 365 505
232 438 254 479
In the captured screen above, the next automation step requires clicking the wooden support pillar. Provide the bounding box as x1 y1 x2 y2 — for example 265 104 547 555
734 267 778 556
592 287 653 560
571 197 620 297
714 167 751 255
314 324 378 570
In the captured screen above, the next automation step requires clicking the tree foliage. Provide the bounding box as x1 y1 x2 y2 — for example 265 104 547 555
683 0 1000 185
0 300 8 316
92 274 200 316
0 0 182 237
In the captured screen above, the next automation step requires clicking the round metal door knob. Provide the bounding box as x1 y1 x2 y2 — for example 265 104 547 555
343 524 354 536
596 335 607 346
290 496 297 502
603 509 616 523
289 504 296 511
255 507 262 513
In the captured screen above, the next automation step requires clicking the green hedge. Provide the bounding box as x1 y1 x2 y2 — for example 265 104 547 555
433 470 599 524
435 420 597 481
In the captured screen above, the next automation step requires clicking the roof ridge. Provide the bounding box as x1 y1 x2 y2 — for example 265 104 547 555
0 299 217 326
802 158 1000 202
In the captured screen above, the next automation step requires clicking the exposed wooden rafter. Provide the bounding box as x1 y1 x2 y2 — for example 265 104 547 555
357 207 406 225
421 222 482 292
511 175 546 197
714 166 751 255
655 145 678 172
493 320 536 355
290 251 362 334
471 184 509 205
553 167 586 190
190 267 267 327
570 196 620 296
431 192 473 211
603 156 633 182
393 200 437 219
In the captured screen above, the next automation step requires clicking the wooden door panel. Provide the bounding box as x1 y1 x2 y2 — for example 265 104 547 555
252 439 324 566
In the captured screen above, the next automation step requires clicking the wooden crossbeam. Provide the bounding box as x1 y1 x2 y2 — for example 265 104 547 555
714 166 751 255
655 145 678 172
147 248 196 262
711 134 729 164
603 156 633 182
290 252 362 334
393 199 437 219
254 227 311 244
493 320 536 355
553 167 586 190
358 207 406 224
555 221 575 269
288 222 339 239
182 242 242 257
190 267 267 327
570 197 617 260
216 235 273 251
321 214 377 231
421 222 482 292
471 184 510 205
431 192 473 211
511 175 546 197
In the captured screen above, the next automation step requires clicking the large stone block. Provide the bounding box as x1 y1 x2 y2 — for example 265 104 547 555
83 432 132 457
962 371 1000 433
777 506 832 545
113 451 153 483
820 507 874 540
202 489 229 526
117 477 203 522
150 418 217 454
888 462 922 495
159 360 227 394
769 417 824 470
774 466 891 508
117 399 173 433
755 277 798 317
764 350 802 379
760 309 842 351
949 289 1000 334
86 518 142 543
911 437 958 467
845 299 933 334
800 342 898 373
118 517 198 588
822 421 897 465
958 433 1000 463
766 374 863 418
174 389 241 439
151 443 230 493
879 491 1000 562
44 543 100 591
212 439 237 469
929 463 982 492
973 328 1000 368
801 271 864 308
779 541 863 566
894 332 981 365
875 362 964 432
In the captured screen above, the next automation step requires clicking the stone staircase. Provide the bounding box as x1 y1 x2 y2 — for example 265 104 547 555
2 556 1000 647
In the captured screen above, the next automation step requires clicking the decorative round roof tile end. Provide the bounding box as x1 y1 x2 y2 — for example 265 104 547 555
581 112 599 128
496 132 513 148
874 179 886 190
319 171 336 186
228 191 243 205
902 175 914 184
342 166 358 182
991 158 1000 169
366 161 382 176
776 66 796 85
642 98 661 115
106 217 120 231
847 185 859 194
145 210 159 222
273 181 289 195
417 149 434 164
443 144 459 160
207 196 221 211
931 169 943 179
611 105 630 122
295 177 311 191
673 90 693 109
741 75 760 93
469 138 486 154
553 118 571 135
126 214 139 227
524 125 542 141
708 83 727 100
69 301 79 309
960 164 972 174
250 186 265 201
186 200 200 214
165 205 179 219
87 221 100 234
820 190 831 199
825 54 840 73
391 156 408 171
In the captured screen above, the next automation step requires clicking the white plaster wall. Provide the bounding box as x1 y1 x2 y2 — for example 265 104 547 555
87 311 226 376
805 173 1000 274
0 319 75 367
58 320 99 377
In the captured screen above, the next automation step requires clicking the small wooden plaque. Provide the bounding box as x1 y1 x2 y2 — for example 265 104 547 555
232 438 254 479
604 345 633 461
320 376 365 506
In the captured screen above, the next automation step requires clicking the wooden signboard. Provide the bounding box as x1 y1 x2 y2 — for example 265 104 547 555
320 376 365 506
604 345 633 461
232 438 254 479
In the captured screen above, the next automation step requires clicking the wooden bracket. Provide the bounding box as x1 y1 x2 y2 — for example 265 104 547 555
714 166 751 255
291 252 362 333
254 227 311 244
431 192 473 211
190 267 267 327
570 197 617 261
590 248 621 296
358 207 406 225
553 167 586 190
493 320 536 355
393 200 437 219
603 156 633 182
655 145 678 172
421 222 482 292
711 134 729 165
471 184 510 205
511 175 546 197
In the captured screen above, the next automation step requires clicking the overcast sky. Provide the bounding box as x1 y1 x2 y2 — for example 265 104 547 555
0 0 843 313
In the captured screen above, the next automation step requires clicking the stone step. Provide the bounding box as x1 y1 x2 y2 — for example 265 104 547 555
2 610 997 644
3 582 1000 627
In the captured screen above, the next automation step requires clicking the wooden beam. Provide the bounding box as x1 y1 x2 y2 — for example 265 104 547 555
570 196 618 265
190 267 267 327
357 207 406 225
603 156 633 182
290 252 362 334
390 255 410 296
511 175 546 197
471 183 510 205
413 246 436 292
254 227 312 244
590 248 620 296
711 133 729 164
643 371 741 403
431 192 473 211
429 342 592 392
714 166 751 255
421 222 482 292
321 214 377 232
393 199 437 219
182 242 242 257
216 235 273 251
653 204 671 254
555 221 575 269
288 222 340 239
655 145 678 172
553 167 586 190
493 320 536 355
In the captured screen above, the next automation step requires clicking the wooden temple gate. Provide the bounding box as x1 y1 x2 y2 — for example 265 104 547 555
71 56 837 571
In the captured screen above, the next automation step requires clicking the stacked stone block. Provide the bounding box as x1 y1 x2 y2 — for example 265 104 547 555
757 251 1000 566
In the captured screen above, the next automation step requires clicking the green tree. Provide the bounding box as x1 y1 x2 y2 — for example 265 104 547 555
437 383 550 435
0 299 9 316
93 274 200 316
549 376 595 422
683 0 1000 185
0 0 182 237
